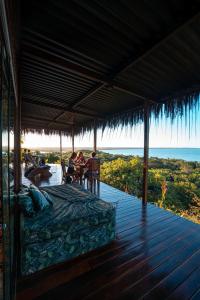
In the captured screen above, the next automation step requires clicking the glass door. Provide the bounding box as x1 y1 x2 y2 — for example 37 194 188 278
0 28 16 300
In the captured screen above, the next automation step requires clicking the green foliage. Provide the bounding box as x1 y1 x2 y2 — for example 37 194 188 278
100 152 200 224
45 152 60 164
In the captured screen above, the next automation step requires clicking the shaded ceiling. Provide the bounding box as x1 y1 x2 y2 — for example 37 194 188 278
20 0 200 134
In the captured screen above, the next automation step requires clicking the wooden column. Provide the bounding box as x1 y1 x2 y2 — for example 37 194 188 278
59 130 62 161
143 102 149 205
93 120 97 152
72 126 74 152
14 98 21 194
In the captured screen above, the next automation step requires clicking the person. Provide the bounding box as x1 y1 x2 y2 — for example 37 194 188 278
39 158 46 167
25 157 51 178
75 152 86 183
68 152 77 174
84 152 100 179
26 149 36 165
61 159 67 177
75 151 86 165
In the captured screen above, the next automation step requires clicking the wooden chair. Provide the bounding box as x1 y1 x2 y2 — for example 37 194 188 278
61 161 79 184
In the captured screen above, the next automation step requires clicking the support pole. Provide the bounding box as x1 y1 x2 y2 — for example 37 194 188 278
59 130 62 162
14 98 21 194
72 126 74 152
93 120 97 152
143 102 149 205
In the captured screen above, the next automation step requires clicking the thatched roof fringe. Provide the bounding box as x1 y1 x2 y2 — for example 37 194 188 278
22 91 200 137
74 90 200 136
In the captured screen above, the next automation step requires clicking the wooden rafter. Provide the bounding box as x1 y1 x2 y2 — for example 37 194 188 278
23 98 104 119
22 115 73 126
47 111 71 127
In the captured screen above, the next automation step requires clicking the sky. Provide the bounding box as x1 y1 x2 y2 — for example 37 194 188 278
22 106 200 149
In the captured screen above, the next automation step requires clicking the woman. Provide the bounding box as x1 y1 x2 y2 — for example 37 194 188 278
75 152 86 182
75 151 86 165
68 152 77 174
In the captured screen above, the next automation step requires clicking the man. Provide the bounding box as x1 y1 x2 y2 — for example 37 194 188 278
85 152 100 179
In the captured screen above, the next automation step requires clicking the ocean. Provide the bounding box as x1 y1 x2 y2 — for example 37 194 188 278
101 148 200 162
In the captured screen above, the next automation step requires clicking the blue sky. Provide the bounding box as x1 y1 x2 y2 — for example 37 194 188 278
22 106 200 149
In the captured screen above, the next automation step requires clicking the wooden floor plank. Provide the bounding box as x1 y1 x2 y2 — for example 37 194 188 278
190 289 200 300
165 266 200 300
33 224 200 300
142 251 200 299
118 213 177 236
118 237 200 300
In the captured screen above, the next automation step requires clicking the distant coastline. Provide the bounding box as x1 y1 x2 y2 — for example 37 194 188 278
26 146 200 152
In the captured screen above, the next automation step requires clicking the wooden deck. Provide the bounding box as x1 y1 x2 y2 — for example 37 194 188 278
18 165 200 300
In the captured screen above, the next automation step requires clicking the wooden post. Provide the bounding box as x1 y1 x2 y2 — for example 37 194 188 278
143 102 149 205
93 120 97 152
14 98 21 194
72 126 74 152
59 130 62 162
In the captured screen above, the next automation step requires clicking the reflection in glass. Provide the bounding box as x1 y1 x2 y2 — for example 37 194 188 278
0 39 15 300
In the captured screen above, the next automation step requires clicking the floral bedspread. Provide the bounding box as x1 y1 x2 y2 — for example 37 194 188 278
20 184 116 275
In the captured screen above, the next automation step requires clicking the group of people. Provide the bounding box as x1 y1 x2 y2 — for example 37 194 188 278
23 149 47 167
62 151 100 182
23 149 51 178
23 149 36 166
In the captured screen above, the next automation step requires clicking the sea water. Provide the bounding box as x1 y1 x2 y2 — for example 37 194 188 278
101 148 200 162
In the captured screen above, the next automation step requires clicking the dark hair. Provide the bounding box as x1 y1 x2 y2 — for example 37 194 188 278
41 158 45 165
92 152 96 157
71 152 77 159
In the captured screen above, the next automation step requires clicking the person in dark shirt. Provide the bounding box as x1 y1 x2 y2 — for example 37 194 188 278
39 158 46 167
68 152 77 174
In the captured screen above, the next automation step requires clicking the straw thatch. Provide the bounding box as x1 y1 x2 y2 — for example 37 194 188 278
21 90 200 137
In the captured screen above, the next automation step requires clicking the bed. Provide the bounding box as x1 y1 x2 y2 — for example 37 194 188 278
20 184 116 275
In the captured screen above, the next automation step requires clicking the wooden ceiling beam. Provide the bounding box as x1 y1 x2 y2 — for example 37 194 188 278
22 97 104 119
22 115 73 126
22 91 83 108
47 111 69 127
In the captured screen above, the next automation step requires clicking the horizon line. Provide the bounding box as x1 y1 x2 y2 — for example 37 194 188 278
22 146 200 150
